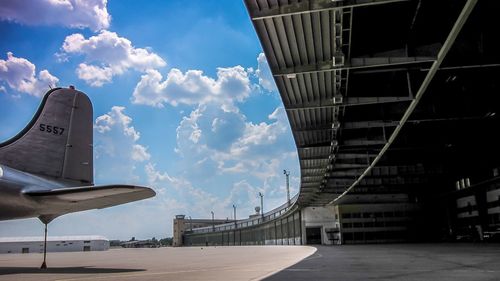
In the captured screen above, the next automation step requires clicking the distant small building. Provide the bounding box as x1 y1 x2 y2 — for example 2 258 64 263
173 215 235 247
120 240 159 248
0 236 109 254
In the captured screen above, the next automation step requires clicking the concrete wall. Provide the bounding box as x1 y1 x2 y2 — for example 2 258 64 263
457 195 478 218
336 203 418 244
487 187 500 215
173 217 185 247
184 210 302 246
302 206 337 245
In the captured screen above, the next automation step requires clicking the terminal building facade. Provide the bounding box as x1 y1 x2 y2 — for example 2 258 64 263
177 0 500 246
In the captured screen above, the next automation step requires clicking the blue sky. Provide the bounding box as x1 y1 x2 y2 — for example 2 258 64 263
0 0 300 240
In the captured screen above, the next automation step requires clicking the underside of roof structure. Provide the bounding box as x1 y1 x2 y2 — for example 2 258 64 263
245 0 500 207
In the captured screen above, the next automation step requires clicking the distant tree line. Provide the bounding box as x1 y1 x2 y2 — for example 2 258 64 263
109 237 173 247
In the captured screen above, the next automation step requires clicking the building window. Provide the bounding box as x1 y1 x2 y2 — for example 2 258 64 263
384 211 394 218
364 222 374 228
342 213 351 219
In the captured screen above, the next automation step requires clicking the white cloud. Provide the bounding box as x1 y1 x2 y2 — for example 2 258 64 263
132 144 151 162
132 66 251 108
0 0 110 31
237 107 288 147
175 103 298 190
0 52 59 97
145 163 221 218
94 106 140 141
93 106 149 183
75 63 113 87
222 180 262 211
255 53 276 92
61 31 166 86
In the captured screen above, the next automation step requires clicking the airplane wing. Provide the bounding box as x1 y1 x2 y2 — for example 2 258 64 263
24 185 155 221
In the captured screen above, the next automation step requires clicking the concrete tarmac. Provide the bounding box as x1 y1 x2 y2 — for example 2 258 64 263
0 246 316 281
266 243 500 281
1 244 499 281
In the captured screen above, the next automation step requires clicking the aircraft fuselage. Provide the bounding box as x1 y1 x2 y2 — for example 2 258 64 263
0 164 68 221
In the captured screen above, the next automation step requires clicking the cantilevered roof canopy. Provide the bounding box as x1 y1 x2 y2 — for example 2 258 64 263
245 0 500 206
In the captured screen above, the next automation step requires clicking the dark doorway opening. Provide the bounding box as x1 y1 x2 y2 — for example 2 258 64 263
306 227 322 244
83 246 91 252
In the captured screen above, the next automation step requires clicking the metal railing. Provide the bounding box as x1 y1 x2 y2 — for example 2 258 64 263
190 193 299 233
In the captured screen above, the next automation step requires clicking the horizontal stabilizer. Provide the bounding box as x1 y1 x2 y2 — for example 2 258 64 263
24 185 155 218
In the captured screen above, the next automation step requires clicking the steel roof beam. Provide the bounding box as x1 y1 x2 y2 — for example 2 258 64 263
301 163 330 169
294 120 399 132
299 155 330 160
343 139 386 146
330 0 478 205
301 167 327 171
301 159 330 164
297 139 385 149
274 57 435 77
297 143 335 149
334 163 369 170
250 0 411 21
286 96 413 111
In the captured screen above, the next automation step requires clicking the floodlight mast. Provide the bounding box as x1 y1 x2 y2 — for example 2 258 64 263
258 192 264 220
211 211 215 231
283 170 290 205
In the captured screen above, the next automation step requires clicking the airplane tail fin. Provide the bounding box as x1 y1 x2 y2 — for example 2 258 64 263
0 87 93 185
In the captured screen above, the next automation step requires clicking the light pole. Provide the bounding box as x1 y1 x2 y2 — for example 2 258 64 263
283 170 290 205
188 216 193 232
211 211 214 232
233 204 237 233
258 192 264 220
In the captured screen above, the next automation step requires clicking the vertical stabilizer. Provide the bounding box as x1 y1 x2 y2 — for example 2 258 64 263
0 87 93 184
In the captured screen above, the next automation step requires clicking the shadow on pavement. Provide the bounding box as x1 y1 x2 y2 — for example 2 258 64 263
264 246 323 281
264 244 500 281
0 266 145 275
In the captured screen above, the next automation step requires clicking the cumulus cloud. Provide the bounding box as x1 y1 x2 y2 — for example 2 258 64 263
145 163 221 217
0 52 59 97
75 63 113 87
93 106 149 182
237 107 289 147
94 106 140 141
0 0 110 31
132 144 151 162
222 180 262 212
132 66 251 108
255 53 276 92
175 102 297 187
61 31 166 86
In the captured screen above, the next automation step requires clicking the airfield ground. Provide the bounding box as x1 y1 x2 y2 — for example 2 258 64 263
0 244 499 281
